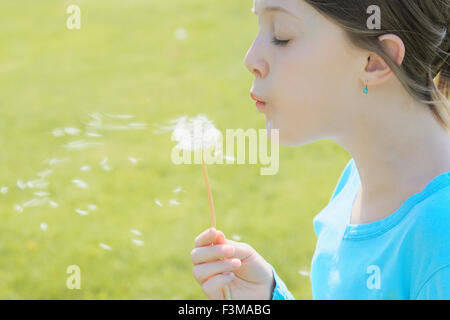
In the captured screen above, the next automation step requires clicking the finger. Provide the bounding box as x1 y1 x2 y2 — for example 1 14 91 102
202 272 235 300
221 239 254 261
194 228 219 247
193 258 242 284
216 231 226 245
191 244 235 265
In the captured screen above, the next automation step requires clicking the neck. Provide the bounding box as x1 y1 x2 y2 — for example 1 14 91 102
337 94 450 224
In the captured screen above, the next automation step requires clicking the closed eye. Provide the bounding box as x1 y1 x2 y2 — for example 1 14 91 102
272 37 290 46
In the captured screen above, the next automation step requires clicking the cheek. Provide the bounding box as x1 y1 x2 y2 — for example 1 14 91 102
272 36 353 133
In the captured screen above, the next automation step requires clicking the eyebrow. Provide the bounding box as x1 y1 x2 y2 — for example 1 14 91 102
251 6 299 19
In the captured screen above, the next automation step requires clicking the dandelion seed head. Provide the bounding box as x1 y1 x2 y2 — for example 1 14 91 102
87 204 98 211
0 187 8 195
14 204 23 213
171 115 221 151
155 199 163 207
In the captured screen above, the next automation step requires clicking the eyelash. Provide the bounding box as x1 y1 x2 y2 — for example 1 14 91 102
272 37 290 46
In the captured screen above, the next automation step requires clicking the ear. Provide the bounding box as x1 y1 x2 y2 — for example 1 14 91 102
362 33 406 86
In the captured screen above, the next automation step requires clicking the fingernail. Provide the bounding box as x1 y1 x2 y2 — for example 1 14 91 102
231 258 241 268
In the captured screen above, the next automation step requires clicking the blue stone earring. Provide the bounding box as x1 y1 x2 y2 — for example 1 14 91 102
363 80 368 94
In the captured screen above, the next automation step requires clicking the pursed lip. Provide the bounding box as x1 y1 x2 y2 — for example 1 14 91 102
250 92 267 103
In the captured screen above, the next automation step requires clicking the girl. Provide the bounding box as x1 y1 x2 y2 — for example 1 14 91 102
190 0 450 299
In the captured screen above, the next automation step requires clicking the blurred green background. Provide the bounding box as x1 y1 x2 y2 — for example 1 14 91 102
0 0 350 299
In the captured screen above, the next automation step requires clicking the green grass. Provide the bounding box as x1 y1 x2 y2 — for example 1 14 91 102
0 0 351 299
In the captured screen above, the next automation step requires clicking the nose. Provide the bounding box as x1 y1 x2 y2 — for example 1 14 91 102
244 40 268 79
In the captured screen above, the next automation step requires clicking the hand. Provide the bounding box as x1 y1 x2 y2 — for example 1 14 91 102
191 227 275 300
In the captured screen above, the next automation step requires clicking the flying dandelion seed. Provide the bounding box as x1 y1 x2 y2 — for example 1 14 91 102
17 179 27 190
231 234 242 241
99 157 108 166
173 186 184 194
130 229 142 236
49 200 59 208
0 187 8 195
40 222 48 231
127 122 148 129
99 243 112 251
87 204 98 211
37 169 53 179
174 27 188 40
65 140 103 151
75 208 89 216
52 128 65 137
47 158 67 166
34 191 50 197
214 150 235 162
28 180 49 189
168 199 180 206
89 112 103 122
128 157 141 165
99 157 113 171
131 239 144 246
13 204 23 213
298 270 310 277
64 127 81 135
104 113 135 119
155 199 163 207
72 179 88 189
80 165 91 172
23 198 48 208
85 132 103 138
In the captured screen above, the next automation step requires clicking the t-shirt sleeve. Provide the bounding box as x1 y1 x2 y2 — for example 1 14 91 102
329 158 355 203
414 264 450 300
269 264 295 300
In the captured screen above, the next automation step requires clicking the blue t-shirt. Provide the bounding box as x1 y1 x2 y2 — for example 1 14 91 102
271 158 450 300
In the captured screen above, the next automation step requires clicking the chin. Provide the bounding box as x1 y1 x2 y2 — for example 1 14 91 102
265 118 319 147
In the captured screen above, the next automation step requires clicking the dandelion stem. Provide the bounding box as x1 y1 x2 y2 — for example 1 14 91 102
201 150 216 228
201 150 231 300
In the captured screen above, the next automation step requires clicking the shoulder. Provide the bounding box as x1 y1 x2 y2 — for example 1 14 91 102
404 180 450 297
